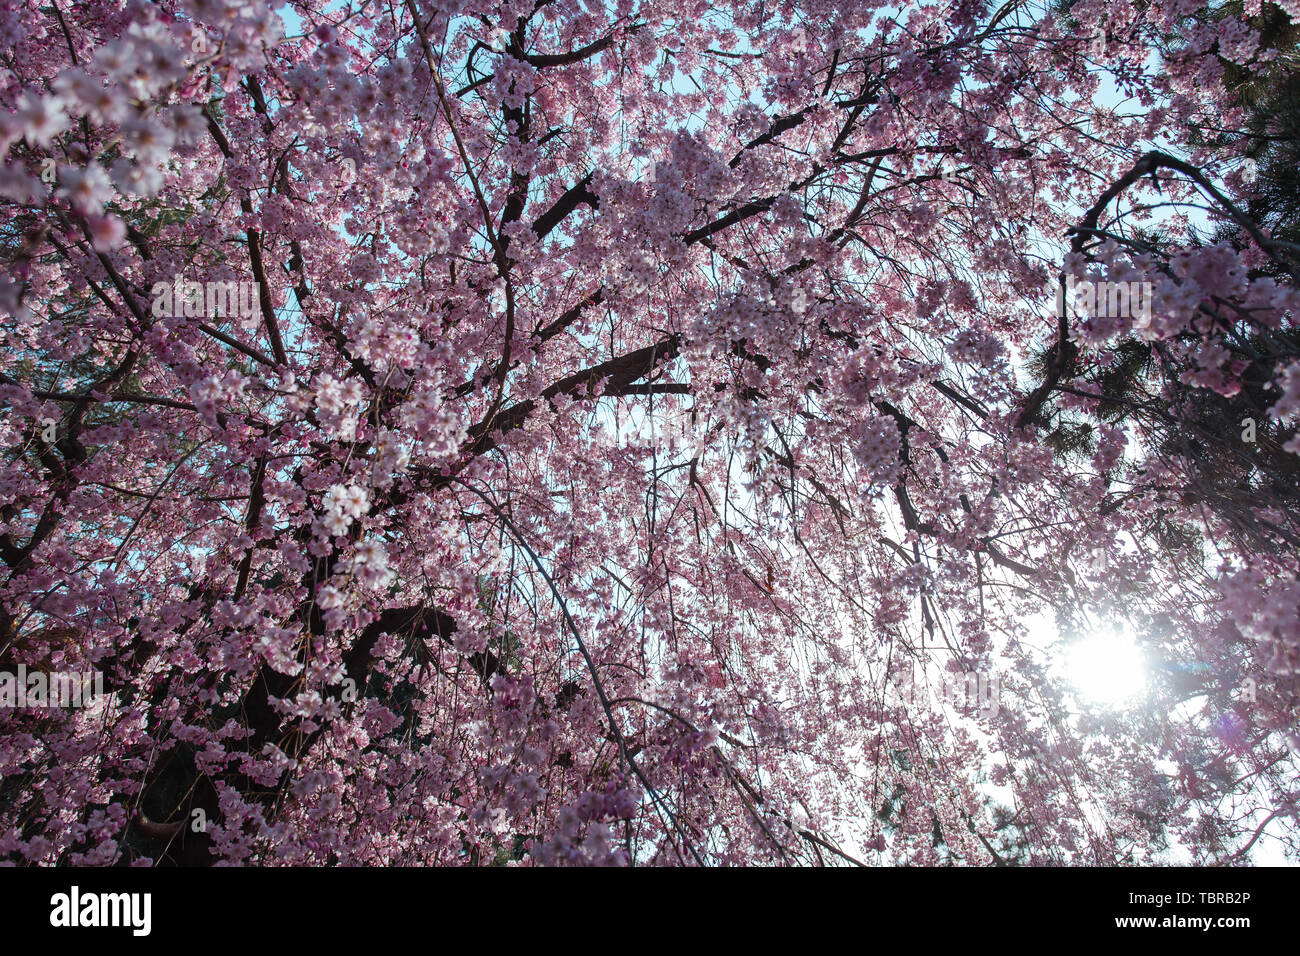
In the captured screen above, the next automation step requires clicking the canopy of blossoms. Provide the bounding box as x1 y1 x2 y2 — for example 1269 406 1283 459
1 0 1297 865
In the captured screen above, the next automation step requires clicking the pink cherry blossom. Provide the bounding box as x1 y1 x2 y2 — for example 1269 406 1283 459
0 0 1297 870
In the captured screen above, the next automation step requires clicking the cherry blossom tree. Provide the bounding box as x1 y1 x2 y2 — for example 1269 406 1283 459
1 0 1297 865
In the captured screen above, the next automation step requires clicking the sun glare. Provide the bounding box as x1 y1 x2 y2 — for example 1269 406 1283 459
1062 624 1149 708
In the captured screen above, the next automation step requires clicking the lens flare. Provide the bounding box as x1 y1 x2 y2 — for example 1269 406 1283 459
1063 624 1148 707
